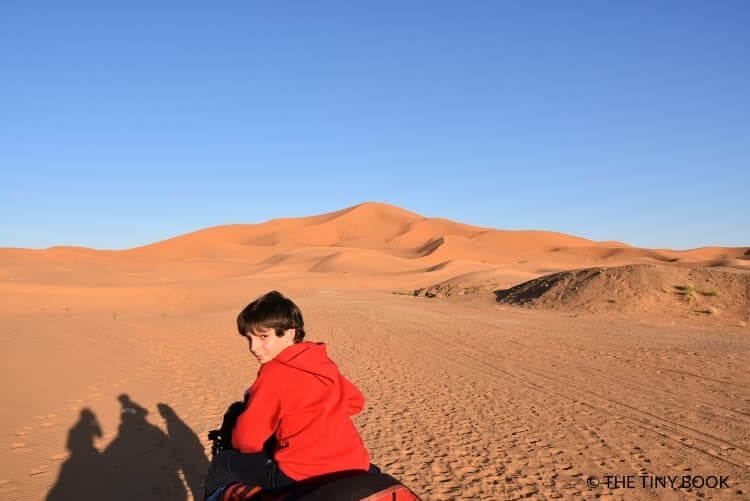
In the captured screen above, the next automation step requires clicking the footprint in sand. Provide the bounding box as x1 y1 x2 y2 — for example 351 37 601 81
65 399 84 411
29 466 49 476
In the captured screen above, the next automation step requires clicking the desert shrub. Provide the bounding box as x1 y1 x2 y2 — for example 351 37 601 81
675 284 697 303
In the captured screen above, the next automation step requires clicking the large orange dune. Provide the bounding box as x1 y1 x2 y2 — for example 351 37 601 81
2 201 747 316
1 202 748 500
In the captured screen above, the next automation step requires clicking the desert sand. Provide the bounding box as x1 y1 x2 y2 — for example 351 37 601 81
1 202 748 500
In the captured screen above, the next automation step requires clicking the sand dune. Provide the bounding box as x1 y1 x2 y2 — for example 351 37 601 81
493 264 750 316
6 202 746 305
3 201 747 320
4 202 746 278
1 202 749 500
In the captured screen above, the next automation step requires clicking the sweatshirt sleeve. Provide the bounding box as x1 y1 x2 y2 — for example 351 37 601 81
232 367 282 453
341 375 365 416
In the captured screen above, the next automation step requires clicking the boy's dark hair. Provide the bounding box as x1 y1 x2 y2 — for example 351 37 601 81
237 290 305 343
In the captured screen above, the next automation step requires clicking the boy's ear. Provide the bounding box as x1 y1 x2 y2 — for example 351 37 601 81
284 328 296 338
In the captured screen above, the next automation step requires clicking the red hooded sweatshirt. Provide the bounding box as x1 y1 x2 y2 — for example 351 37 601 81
231 342 370 481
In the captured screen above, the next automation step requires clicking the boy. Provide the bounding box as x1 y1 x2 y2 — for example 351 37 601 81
204 291 372 500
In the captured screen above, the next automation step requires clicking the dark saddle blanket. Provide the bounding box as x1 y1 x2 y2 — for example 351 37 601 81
221 470 421 501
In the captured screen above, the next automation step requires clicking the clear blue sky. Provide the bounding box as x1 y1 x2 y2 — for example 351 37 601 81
2 1 748 250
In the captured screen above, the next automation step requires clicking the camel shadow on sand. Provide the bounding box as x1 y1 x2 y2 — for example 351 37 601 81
46 394 208 501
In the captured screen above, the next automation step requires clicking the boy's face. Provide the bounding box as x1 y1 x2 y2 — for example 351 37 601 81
245 327 295 364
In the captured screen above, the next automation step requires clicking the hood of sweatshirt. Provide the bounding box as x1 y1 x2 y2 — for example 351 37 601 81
268 342 336 387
